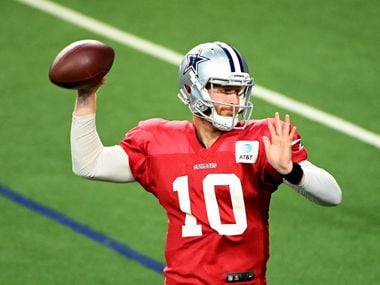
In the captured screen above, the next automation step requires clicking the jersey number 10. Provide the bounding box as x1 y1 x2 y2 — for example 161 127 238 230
173 174 247 237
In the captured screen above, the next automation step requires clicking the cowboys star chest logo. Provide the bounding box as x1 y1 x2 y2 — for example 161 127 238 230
235 140 259 163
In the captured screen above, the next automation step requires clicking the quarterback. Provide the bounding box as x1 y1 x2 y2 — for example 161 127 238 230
70 42 342 284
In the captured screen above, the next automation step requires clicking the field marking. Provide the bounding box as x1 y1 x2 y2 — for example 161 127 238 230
16 0 380 149
0 184 165 274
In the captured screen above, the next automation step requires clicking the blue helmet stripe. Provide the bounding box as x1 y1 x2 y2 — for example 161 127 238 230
217 44 236 72
232 47 246 72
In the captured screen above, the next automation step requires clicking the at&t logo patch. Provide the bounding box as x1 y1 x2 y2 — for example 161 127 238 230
235 141 259 163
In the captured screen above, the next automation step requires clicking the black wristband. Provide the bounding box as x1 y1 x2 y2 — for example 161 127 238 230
282 162 304 185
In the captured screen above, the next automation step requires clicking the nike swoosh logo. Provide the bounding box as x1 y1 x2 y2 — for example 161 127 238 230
291 138 304 150
291 138 301 146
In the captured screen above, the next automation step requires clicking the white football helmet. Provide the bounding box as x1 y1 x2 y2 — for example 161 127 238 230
178 41 254 131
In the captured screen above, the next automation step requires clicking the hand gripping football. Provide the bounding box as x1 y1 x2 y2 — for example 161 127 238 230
49 39 115 89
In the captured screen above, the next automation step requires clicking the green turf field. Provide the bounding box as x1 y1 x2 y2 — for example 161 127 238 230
0 0 379 284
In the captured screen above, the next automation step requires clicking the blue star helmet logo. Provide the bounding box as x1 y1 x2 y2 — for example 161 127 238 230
183 53 210 75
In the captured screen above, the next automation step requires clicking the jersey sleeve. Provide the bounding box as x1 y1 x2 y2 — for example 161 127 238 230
290 130 308 163
119 122 150 185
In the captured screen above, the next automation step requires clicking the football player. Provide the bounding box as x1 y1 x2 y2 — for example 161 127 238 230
70 42 342 285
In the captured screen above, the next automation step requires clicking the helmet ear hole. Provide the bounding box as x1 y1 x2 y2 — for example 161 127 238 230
185 84 191 93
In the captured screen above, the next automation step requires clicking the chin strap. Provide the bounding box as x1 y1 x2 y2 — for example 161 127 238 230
210 110 238 131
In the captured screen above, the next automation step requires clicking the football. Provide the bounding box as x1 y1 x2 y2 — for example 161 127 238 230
49 39 115 89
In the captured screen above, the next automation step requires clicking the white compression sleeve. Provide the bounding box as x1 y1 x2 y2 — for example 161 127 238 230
70 114 135 182
285 160 342 206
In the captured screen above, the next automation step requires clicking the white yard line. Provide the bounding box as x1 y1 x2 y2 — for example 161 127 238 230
16 0 380 149
254 86 380 148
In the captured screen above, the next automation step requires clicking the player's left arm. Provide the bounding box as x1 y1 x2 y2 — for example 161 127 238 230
263 112 342 206
285 160 342 206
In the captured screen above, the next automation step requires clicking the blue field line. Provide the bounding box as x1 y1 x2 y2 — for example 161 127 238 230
0 184 165 274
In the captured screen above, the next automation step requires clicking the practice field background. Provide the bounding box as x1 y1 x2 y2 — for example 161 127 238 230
1 0 379 284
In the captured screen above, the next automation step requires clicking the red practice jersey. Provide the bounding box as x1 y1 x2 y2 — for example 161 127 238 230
120 118 307 285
